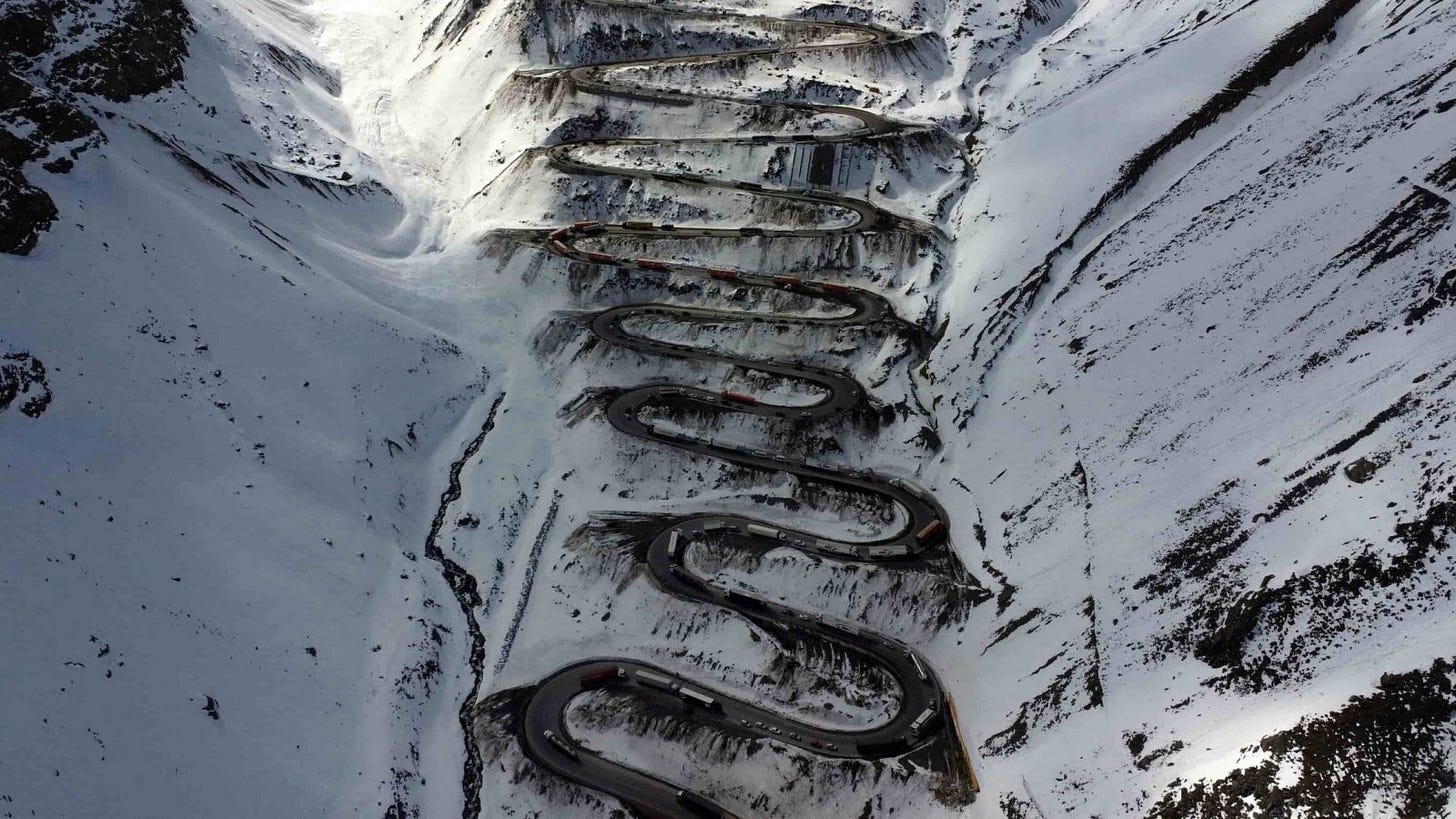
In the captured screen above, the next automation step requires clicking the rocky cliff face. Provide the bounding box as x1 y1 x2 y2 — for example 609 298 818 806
0 0 190 253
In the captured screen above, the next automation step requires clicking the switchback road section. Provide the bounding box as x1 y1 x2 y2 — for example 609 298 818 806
509 3 975 816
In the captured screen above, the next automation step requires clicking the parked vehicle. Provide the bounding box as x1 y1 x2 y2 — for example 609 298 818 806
679 687 721 712
579 667 625 687
745 523 779 539
910 653 930 682
636 670 677 692
916 518 946 545
910 705 938 735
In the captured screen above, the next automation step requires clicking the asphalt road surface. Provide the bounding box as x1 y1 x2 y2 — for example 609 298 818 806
513 4 963 817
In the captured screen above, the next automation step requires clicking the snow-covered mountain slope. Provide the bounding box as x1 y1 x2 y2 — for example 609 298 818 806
1 0 506 815
933 0 1456 814
3 0 1454 816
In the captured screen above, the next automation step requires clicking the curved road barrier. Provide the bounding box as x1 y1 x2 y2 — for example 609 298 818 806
512 4 969 816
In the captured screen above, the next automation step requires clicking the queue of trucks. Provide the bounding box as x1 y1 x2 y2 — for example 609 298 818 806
521 67 970 807
641 499 940 561
619 669 723 713
639 411 949 554
534 206 956 779
543 225 864 308
547 549 952 790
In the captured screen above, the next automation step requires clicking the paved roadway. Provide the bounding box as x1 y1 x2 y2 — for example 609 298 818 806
513 4 962 817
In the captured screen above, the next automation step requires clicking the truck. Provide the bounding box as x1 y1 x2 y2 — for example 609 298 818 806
726 589 768 611
910 705 938 736
909 653 930 682
915 519 946 545
636 670 677 692
678 687 721 711
580 667 625 687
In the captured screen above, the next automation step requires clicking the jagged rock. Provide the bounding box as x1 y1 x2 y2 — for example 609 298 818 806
0 0 191 254
0 172 57 255
0 351 50 417
52 0 192 102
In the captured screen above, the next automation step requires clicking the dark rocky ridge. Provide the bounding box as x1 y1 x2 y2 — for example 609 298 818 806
0 0 192 254
1149 657 1456 818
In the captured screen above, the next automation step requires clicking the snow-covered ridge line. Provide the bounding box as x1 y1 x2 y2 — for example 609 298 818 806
953 0 1367 418
938 0 1456 812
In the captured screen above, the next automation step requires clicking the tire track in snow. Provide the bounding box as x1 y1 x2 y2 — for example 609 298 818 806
494 491 563 675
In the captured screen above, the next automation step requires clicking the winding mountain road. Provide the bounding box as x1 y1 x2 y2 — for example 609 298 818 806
512 3 971 816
